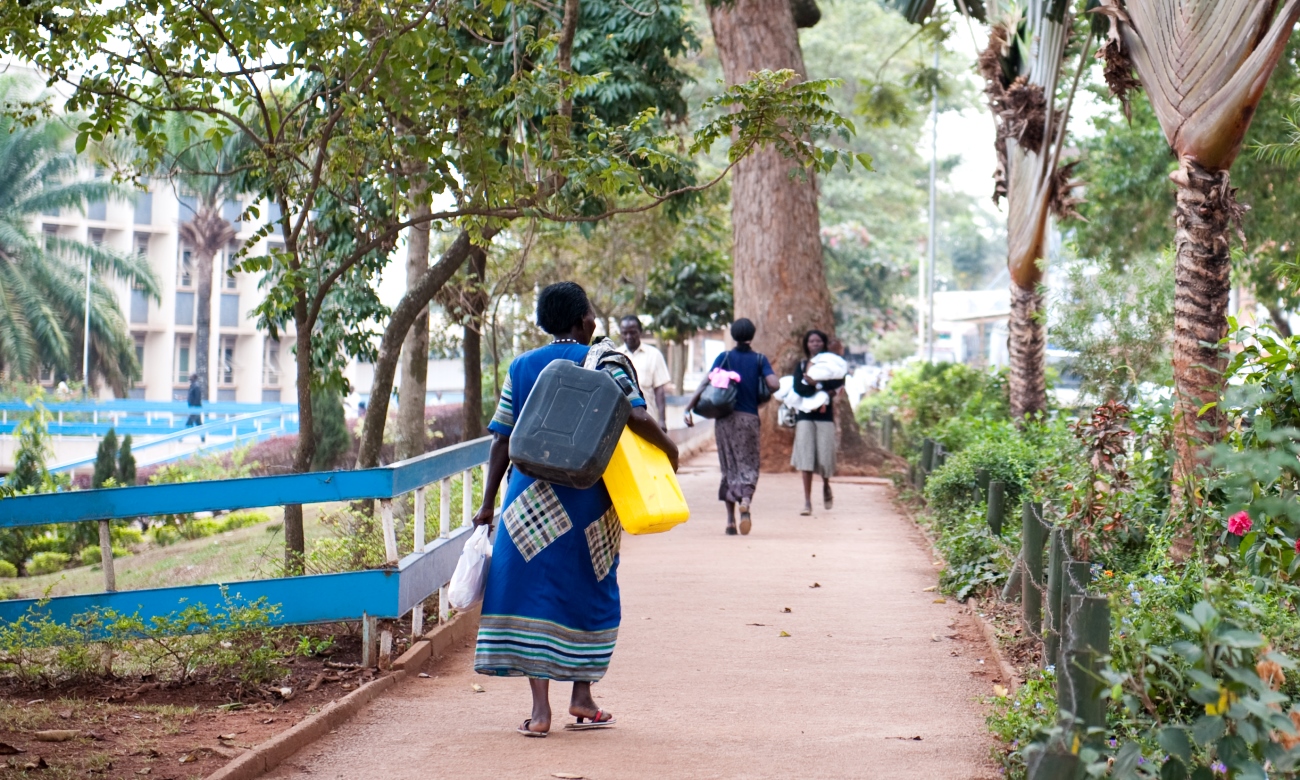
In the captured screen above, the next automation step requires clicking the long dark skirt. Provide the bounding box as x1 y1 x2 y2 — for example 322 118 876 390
715 411 761 503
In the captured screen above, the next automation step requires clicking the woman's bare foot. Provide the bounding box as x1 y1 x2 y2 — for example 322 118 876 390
520 678 551 735
568 682 615 725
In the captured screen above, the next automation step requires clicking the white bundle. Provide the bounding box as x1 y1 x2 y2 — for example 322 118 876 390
806 352 849 382
773 375 796 402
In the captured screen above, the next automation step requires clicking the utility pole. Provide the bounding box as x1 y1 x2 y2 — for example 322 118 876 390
82 254 91 398
926 42 939 363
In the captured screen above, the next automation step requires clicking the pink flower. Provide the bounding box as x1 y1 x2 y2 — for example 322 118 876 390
1294 537 1300 554
1228 511 1252 536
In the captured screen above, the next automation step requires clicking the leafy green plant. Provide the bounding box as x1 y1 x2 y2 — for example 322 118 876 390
858 362 1009 457
27 551 70 576
0 561 17 579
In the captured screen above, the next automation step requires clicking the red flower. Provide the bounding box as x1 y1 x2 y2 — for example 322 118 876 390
1294 537 1300 554
1228 511 1252 536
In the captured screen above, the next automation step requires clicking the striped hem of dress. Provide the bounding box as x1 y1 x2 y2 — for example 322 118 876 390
474 614 619 682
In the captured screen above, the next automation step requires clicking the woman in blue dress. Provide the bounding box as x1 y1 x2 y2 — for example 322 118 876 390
470 281 679 738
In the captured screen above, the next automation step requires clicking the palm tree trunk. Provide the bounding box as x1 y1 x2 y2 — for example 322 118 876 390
194 247 214 401
1008 281 1047 419
395 200 431 462
1171 162 1234 495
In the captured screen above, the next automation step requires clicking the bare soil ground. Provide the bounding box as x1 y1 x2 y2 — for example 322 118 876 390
0 627 415 779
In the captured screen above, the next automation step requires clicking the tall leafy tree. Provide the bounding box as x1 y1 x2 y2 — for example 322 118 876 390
644 245 734 391
0 78 158 391
92 427 118 488
1094 0 1300 506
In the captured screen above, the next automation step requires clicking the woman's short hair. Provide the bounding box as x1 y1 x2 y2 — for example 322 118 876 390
730 318 756 343
802 329 831 357
537 282 591 335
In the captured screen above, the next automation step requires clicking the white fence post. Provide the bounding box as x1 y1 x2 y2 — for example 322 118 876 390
380 499 398 564
411 487 426 636
439 477 451 622
462 470 473 527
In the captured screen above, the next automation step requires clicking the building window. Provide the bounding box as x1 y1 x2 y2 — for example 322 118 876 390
220 293 239 328
263 339 280 386
175 291 195 325
178 247 193 288
134 179 153 225
133 333 145 382
175 335 191 384
38 365 54 385
43 225 58 252
134 233 150 259
220 336 236 385
224 244 239 290
88 228 105 247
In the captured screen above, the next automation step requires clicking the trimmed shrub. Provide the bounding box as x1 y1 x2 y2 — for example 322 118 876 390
148 525 180 547
28 551 71 576
220 510 271 531
0 561 18 579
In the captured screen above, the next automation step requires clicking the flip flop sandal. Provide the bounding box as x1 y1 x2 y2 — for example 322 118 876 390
726 524 738 535
517 719 548 738
738 506 752 535
800 506 813 516
565 710 616 730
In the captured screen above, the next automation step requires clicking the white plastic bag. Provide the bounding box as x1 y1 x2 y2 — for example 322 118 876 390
448 525 493 610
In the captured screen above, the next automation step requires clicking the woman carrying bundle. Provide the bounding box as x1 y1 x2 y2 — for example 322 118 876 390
791 329 846 515
470 281 679 737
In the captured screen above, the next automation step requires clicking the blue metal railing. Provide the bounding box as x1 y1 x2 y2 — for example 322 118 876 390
0 401 297 437
0 436 492 632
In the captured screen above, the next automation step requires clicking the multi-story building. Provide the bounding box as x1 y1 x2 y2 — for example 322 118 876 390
34 180 295 404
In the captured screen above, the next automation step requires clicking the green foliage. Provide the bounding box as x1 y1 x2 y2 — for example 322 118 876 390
117 434 136 486
858 362 1009 456
0 561 18 579
0 76 157 390
643 246 732 340
77 545 130 567
310 388 350 471
986 670 1059 775
92 428 118 489
27 551 70 576
923 423 1049 523
1051 251 1175 402
8 400 52 492
0 593 287 688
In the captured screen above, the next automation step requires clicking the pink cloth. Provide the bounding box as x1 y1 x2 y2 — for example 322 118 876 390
708 368 742 388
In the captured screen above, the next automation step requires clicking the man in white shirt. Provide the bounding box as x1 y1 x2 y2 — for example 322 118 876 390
617 315 672 431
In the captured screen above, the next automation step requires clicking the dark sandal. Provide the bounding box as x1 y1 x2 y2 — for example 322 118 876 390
726 523 738 535
824 483 833 510
565 709 616 730
517 719 548 738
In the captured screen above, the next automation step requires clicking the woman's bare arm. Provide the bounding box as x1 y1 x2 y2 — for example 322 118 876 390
628 407 679 471
471 433 512 525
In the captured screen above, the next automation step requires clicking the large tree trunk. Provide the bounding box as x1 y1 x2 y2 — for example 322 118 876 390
395 201 432 461
707 0 879 473
356 230 486 469
669 339 687 395
462 246 487 441
285 294 315 575
1171 163 1234 499
1008 281 1047 419
194 246 214 403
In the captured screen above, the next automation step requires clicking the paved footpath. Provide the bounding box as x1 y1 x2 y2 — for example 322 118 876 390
268 452 998 780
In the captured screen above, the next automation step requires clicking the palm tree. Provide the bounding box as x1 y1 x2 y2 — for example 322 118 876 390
1095 0 1300 499
0 77 158 392
888 0 1087 420
166 117 242 403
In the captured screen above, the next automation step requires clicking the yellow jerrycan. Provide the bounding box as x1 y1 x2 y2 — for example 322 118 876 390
603 428 690 534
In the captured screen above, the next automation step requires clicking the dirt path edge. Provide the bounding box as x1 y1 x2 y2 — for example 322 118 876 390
206 606 482 780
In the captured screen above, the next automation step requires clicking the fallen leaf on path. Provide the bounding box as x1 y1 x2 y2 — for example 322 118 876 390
809 583 821 589
781 607 791 613
922 586 937 593
552 774 585 779
931 635 941 642
418 673 431 679
746 623 767 626
993 685 1009 698
135 769 151 776
891 736 922 741
24 756 48 770
0 742 23 754
932 598 946 604
471 684 485 693
179 749 208 764
33 730 78 742
778 631 791 637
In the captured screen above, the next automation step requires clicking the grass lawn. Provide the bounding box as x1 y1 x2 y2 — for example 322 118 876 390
9 507 338 599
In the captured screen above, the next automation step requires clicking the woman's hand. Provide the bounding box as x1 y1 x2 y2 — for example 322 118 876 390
683 409 694 428
472 504 495 526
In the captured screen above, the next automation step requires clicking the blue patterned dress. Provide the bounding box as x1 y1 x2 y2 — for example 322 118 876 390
474 342 644 682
